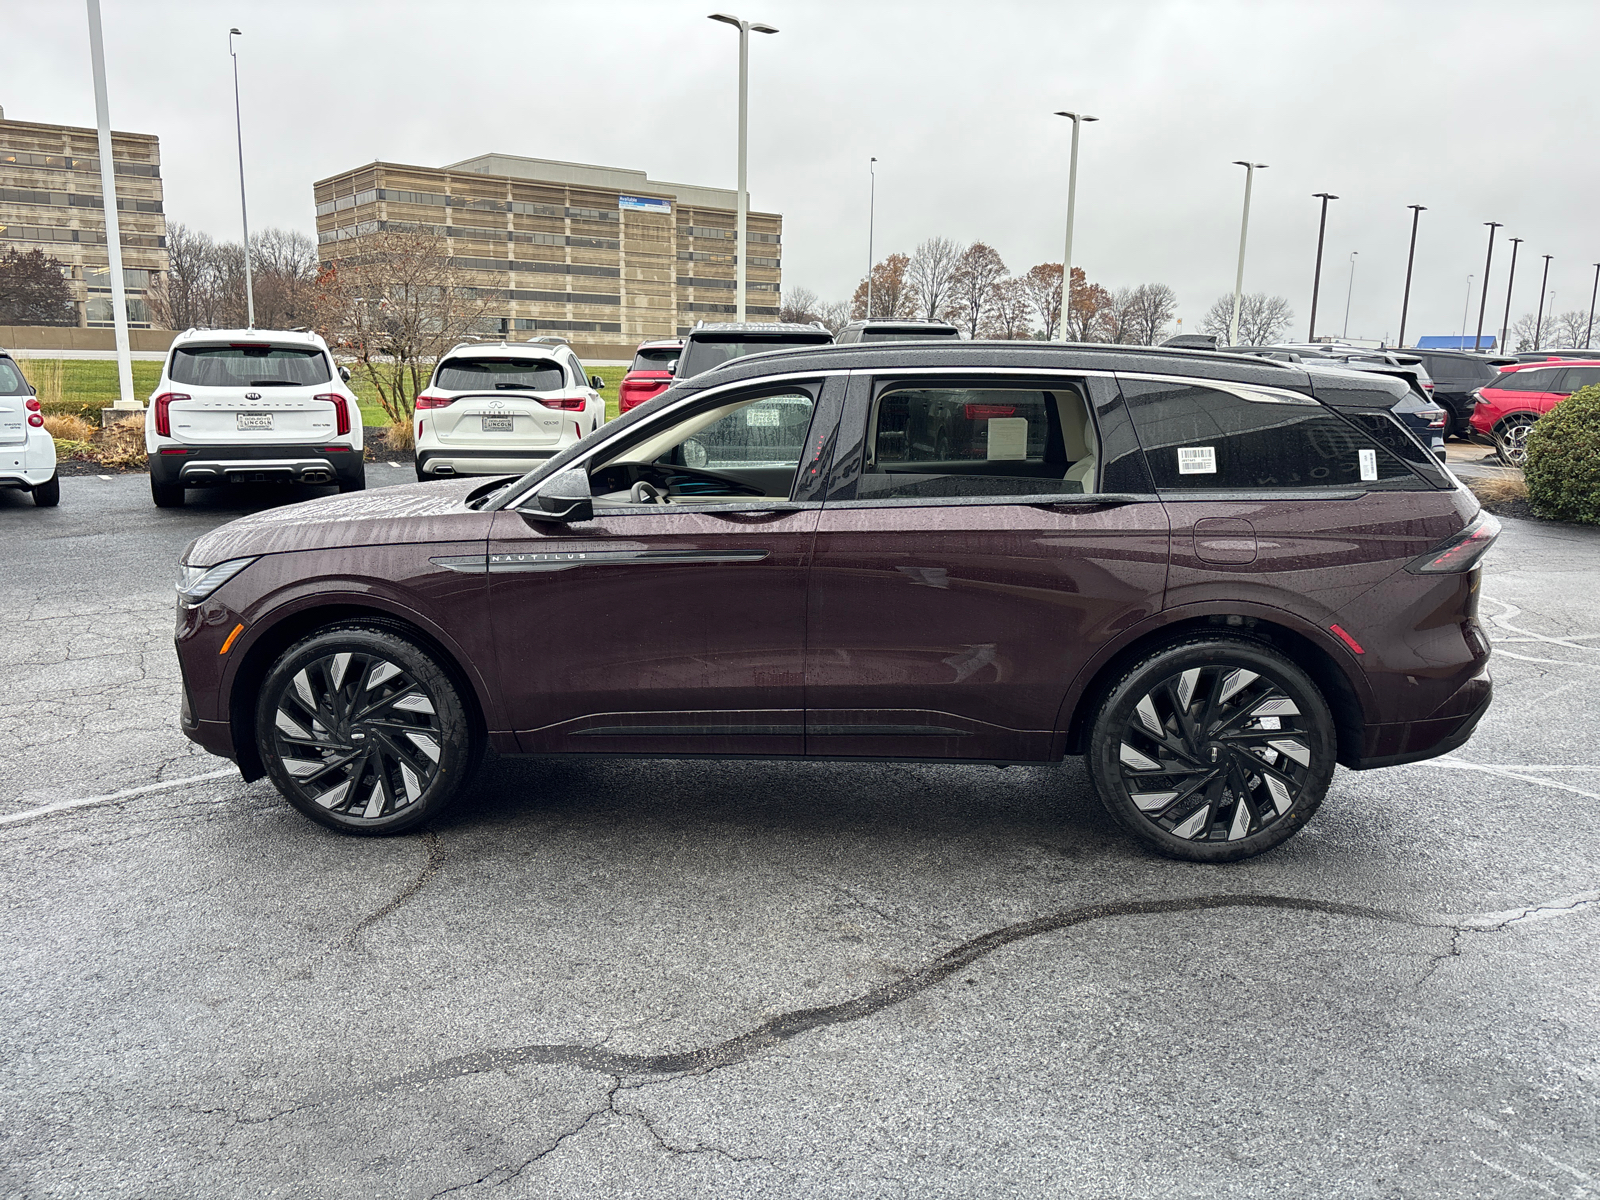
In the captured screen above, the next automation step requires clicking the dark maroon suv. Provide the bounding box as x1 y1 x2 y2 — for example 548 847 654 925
174 343 1496 861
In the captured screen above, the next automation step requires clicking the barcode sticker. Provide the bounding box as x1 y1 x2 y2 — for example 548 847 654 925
1358 448 1378 481
1177 446 1216 475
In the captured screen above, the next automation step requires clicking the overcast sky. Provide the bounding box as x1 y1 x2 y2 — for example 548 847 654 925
9 0 1598 344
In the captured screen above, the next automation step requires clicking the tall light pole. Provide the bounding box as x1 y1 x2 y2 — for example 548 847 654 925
1498 237 1523 355
1228 161 1267 346
1460 276 1473 348
865 157 876 317
1342 251 1358 339
709 13 778 324
1473 221 1502 351
1308 192 1338 342
85 0 136 411
1586 263 1599 350
1534 255 1553 349
229 28 255 329
1398 204 1426 349
1054 111 1098 341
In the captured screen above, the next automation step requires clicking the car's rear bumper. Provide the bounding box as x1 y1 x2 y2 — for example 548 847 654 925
1350 667 1492 770
0 429 58 487
417 448 557 476
151 443 363 486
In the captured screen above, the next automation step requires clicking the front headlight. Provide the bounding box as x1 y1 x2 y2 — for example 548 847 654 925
176 557 258 605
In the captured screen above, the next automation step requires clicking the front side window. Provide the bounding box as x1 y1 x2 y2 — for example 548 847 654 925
169 345 331 387
1121 378 1423 491
855 384 1098 500
434 356 565 392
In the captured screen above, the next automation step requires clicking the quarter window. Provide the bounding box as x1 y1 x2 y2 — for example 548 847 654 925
857 384 1099 500
1121 378 1422 491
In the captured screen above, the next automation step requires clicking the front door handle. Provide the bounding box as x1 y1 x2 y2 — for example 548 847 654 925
709 506 803 521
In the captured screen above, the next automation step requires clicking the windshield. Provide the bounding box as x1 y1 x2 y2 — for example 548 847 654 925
169 345 332 387
434 356 567 391
678 336 831 379
630 347 680 372
0 358 29 396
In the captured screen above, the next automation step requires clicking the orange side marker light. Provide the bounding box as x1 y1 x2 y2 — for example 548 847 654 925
219 623 245 655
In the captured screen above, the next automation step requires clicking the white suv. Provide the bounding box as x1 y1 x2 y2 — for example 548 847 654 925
0 351 59 507
144 329 364 508
413 339 606 480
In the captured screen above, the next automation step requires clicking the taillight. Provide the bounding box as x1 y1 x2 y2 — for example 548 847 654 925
1405 512 1501 574
29 413 44 427
315 393 351 436
1421 408 1448 429
1423 381 1435 391
415 392 454 410
965 404 1016 420
153 392 190 438
541 397 587 412
25 397 41 411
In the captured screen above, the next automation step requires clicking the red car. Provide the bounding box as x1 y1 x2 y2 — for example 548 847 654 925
618 339 682 413
1469 359 1600 465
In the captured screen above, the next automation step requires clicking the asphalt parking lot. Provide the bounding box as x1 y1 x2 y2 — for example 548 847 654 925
3 469 1598 1198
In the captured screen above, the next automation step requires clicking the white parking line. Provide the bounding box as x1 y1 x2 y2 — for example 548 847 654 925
0 768 240 828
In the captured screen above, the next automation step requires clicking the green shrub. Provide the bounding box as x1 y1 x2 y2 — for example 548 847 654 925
1524 383 1600 525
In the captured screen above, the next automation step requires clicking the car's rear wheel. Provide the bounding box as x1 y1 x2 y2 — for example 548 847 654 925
151 478 185 508
339 467 366 493
1086 638 1337 862
256 625 478 835
32 473 60 507
1494 414 1537 467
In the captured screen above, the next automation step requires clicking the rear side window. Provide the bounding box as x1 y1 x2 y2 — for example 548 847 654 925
857 384 1097 500
1491 369 1559 393
169 345 331 387
435 356 566 391
1121 378 1424 491
630 347 679 372
0 358 28 396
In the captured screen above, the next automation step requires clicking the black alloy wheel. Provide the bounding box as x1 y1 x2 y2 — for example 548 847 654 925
1494 414 1537 467
256 625 478 834
1087 638 1336 862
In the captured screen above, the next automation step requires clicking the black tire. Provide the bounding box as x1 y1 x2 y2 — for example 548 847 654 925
32 473 60 507
1086 637 1336 863
255 624 479 835
339 468 366 493
1494 414 1536 467
415 462 428 483
151 478 185 508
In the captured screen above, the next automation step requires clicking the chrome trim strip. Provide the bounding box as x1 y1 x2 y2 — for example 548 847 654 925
485 548 769 573
429 555 488 573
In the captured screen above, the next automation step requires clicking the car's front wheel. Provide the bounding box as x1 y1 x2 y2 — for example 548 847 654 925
1494 414 1538 467
256 624 479 835
1086 637 1337 862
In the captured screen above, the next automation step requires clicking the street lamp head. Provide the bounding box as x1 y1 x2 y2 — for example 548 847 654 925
1485 221 1503 229
229 26 241 34
750 22 778 33
708 12 742 26
1313 192 1339 200
1054 111 1098 122
1408 204 1427 212
1233 161 1268 170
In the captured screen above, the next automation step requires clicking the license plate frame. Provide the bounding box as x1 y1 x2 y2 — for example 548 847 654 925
481 415 514 433
236 413 274 431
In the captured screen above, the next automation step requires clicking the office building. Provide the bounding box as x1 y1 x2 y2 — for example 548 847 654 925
313 152 781 352
0 106 168 328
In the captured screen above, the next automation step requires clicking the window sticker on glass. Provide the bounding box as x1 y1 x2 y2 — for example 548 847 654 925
1177 446 1217 475
746 406 780 427
986 417 1029 460
1358 448 1378 481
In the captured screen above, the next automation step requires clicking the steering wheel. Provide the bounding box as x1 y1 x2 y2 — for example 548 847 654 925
629 480 669 504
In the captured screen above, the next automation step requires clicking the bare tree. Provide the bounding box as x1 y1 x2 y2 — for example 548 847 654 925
905 237 963 321
779 285 822 325
817 299 851 336
980 277 1033 340
1509 314 1543 352
1018 263 1064 339
249 228 319 330
315 227 492 426
947 242 1007 338
1061 267 1113 342
1199 292 1293 345
1102 287 1139 344
850 253 914 318
1124 283 1178 346
1552 310 1592 347
145 222 218 329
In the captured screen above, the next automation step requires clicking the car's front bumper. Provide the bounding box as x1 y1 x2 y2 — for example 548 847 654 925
150 443 363 486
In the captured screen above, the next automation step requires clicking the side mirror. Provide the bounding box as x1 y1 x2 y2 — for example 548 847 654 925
667 358 680 375
527 468 593 523
590 374 605 390
338 366 351 383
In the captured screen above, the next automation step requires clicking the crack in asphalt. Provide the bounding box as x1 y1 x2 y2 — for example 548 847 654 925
289 888 1597 1111
342 829 445 948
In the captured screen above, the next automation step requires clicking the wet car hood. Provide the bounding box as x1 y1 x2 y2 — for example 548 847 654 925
184 477 491 566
